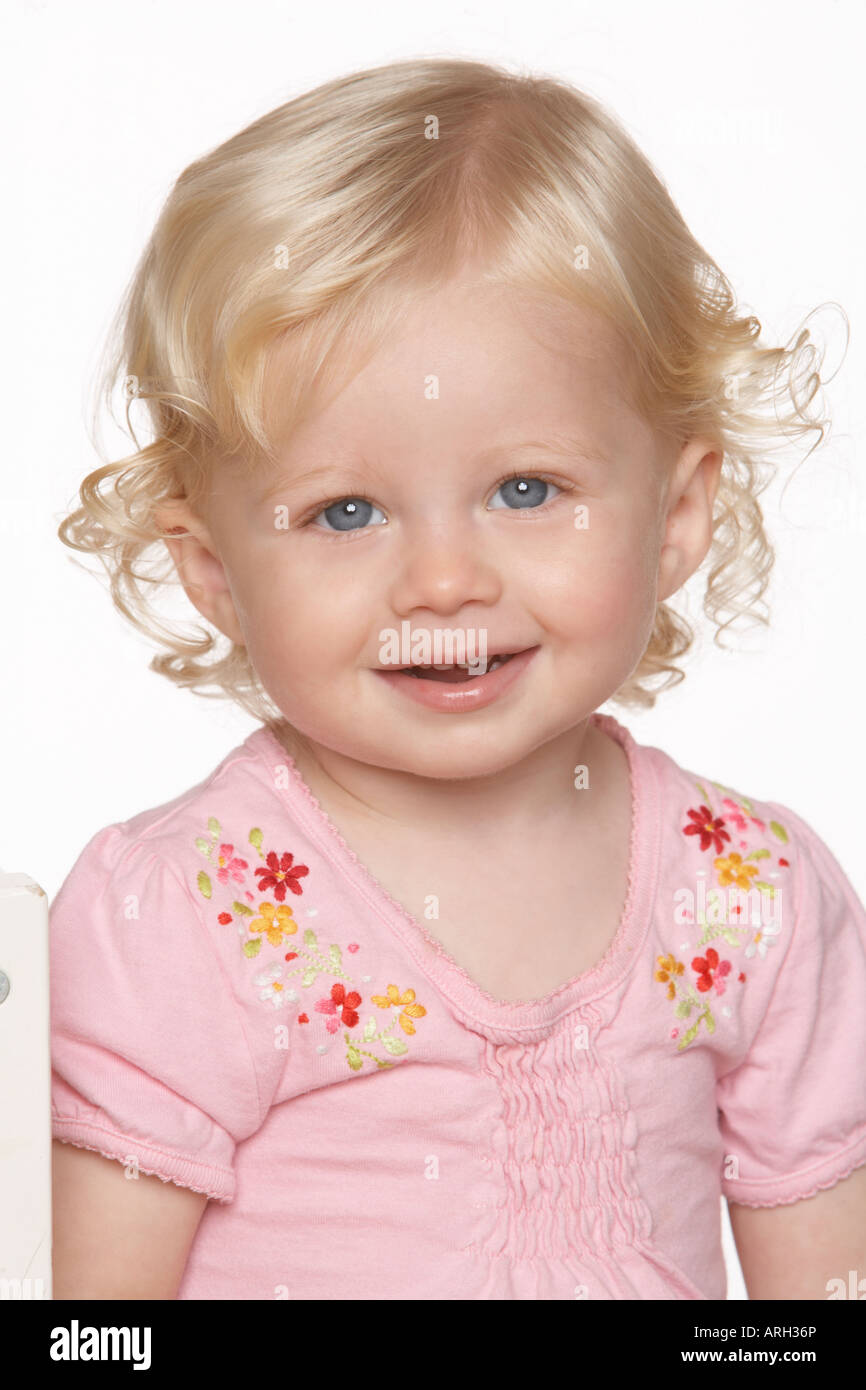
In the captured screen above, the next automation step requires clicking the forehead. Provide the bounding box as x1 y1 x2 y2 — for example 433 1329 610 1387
258 276 649 465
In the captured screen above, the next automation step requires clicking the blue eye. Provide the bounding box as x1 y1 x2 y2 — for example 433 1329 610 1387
311 497 387 531
488 476 560 510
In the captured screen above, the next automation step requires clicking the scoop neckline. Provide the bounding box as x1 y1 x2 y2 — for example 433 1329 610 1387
244 711 661 1035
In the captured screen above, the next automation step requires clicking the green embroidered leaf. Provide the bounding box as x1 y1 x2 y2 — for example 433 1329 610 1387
207 817 220 836
363 1016 377 1041
197 870 212 899
194 836 211 857
346 1045 363 1072
328 943 342 968
233 901 254 916
769 820 788 843
677 1018 701 1049
705 1008 716 1035
302 966 318 987
381 1036 408 1056
675 1000 692 1019
711 780 729 794
374 1058 395 1069
745 848 770 861
249 827 263 852
720 927 744 946
242 937 262 958
303 927 318 948
695 781 712 804
754 881 777 895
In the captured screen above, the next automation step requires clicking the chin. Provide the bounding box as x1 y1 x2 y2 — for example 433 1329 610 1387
366 730 545 781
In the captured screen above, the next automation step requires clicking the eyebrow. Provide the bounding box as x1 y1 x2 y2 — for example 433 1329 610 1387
256 433 611 502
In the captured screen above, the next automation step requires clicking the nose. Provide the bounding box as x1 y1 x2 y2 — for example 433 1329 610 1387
388 521 502 618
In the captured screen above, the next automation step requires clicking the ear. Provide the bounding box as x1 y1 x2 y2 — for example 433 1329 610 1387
656 440 724 604
154 498 246 646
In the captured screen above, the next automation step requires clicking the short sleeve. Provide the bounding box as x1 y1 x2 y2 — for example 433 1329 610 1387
50 826 263 1203
717 800 866 1208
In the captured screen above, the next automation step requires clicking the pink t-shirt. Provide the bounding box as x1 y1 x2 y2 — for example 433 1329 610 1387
49 712 866 1300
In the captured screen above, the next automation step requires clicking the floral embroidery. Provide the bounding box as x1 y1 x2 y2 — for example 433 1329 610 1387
657 779 792 1051
691 946 731 995
683 806 731 855
216 843 249 886
655 951 716 1048
713 852 760 891
250 901 297 945
744 920 782 959
255 848 309 899
193 814 427 1073
370 983 427 1035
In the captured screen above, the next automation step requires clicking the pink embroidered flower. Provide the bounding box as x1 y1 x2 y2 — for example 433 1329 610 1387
713 959 732 996
347 942 360 953
315 982 362 1033
255 849 310 900
721 798 749 833
683 806 731 855
216 843 249 885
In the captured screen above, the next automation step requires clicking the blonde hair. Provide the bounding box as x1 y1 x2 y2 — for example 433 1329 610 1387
58 56 842 726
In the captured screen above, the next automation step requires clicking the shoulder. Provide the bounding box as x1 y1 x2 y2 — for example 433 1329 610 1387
639 732 865 963
637 736 799 906
52 727 306 911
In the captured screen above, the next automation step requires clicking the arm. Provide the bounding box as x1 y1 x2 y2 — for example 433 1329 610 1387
52 1139 208 1300
728 1163 866 1300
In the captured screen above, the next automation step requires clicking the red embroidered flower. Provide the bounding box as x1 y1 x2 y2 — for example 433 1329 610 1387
683 806 731 854
691 946 731 993
284 951 298 962
298 1013 309 1024
217 911 233 925
255 850 310 900
315 982 362 1034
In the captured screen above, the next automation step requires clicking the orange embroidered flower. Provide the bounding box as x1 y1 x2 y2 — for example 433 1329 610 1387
713 851 759 891
655 953 684 999
370 983 428 1035
249 901 297 946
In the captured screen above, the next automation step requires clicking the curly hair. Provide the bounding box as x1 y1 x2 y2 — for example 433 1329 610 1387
57 56 843 728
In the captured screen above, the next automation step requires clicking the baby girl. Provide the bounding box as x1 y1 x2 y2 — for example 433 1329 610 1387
50 56 866 1300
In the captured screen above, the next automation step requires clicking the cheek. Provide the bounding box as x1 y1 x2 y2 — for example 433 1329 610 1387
530 506 661 638
227 543 371 679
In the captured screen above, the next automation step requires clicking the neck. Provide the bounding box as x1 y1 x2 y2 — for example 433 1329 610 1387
270 715 611 839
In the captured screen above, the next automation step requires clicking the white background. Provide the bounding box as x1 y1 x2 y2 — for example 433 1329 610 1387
3 0 864 1301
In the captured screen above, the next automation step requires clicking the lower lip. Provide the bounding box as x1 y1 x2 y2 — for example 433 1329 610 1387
374 647 539 713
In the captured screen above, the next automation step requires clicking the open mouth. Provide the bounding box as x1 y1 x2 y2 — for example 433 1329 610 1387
396 653 517 683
